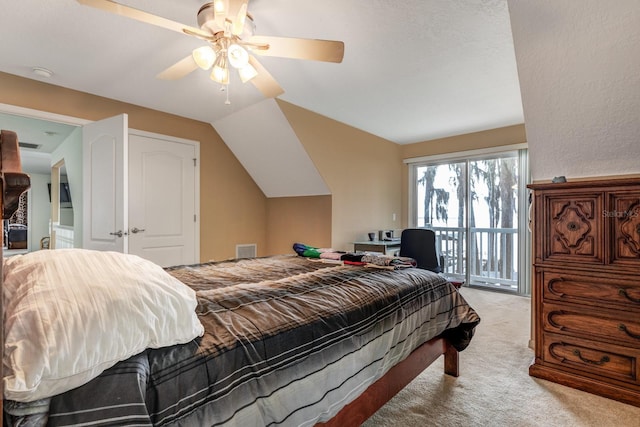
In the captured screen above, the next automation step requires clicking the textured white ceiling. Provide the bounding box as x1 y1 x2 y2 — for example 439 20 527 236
508 0 640 181
0 0 523 145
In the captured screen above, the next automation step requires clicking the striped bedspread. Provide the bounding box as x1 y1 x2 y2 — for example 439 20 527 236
7 255 480 427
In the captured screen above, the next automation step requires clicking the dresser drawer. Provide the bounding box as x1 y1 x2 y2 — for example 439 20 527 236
542 270 640 311
540 192 603 264
542 303 640 348
610 191 640 267
542 332 640 385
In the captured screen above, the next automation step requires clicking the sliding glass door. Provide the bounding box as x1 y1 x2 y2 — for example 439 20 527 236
409 149 529 294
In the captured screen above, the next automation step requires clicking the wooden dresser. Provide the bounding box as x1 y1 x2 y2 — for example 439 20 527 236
528 177 640 407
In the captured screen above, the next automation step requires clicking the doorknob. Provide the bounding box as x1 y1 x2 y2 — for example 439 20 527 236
130 227 145 234
109 230 123 238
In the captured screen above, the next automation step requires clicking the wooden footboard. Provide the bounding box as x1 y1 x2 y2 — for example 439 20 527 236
317 336 458 427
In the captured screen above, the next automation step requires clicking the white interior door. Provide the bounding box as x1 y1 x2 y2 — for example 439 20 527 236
82 114 128 252
128 132 198 267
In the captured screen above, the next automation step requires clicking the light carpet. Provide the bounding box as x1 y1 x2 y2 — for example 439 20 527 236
363 287 640 427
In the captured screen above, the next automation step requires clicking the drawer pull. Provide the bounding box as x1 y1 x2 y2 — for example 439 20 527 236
618 288 640 304
572 349 610 366
618 323 640 340
547 277 567 297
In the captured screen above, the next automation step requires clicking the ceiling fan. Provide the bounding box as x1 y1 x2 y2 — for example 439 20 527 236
77 0 345 102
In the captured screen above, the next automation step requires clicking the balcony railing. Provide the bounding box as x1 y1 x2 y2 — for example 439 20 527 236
431 226 518 290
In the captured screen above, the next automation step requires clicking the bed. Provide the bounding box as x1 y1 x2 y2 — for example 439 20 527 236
1 130 480 427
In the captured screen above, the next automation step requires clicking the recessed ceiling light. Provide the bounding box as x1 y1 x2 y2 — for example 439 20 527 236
32 66 53 78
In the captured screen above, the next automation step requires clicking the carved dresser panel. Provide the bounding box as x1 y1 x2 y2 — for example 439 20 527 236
529 178 640 407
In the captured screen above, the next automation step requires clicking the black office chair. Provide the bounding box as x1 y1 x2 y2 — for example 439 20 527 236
399 228 442 273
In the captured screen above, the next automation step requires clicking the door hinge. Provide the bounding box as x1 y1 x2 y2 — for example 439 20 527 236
193 158 197 167
194 214 197 222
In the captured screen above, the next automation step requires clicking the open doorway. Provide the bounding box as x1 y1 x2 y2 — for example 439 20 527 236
0 104 84 252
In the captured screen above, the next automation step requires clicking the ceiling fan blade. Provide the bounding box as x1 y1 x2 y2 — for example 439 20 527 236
228 0 248 36
76 0 212 40
157 55 199 80
247 36 344 63
248 56 285 98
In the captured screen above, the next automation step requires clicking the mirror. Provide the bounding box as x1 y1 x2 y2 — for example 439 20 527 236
50 160 75 249
50 160 62 249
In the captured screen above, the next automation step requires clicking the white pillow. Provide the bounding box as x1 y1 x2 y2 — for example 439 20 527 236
3 249 204 402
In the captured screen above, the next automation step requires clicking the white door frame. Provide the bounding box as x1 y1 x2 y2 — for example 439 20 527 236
0 103 90 127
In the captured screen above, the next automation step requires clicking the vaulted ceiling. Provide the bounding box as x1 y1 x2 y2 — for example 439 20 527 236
1 0 525 198
0 0 523 145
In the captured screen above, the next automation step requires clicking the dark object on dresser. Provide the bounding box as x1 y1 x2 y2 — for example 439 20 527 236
528 177 640 407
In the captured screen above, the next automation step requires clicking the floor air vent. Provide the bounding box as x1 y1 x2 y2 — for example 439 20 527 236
236 244 257 259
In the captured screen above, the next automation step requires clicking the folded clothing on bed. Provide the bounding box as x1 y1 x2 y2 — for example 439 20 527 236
293 242 417 269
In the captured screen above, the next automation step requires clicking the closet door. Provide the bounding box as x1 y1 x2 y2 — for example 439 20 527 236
128 132 198 267
82 114 128 253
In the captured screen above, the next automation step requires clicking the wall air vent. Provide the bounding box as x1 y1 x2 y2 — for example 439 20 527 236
236 244 257 259
18 141 41 150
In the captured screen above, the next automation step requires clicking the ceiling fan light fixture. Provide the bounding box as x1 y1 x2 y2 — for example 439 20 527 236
211 66 229 84
238 63 258 82
213 0 226 14
211 54 229 84
192 46 216 70
228 43 249 69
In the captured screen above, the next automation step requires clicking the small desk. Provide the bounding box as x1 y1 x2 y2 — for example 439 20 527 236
353 240 401 255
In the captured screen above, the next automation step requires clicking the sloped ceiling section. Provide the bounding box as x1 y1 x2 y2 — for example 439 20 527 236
213 99 330 198
0 1 523 146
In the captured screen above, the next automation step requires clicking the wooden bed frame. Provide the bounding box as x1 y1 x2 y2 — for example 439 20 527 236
318 337 458 426
0 129 458 426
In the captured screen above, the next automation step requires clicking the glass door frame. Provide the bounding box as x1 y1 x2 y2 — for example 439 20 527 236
406 145 530 295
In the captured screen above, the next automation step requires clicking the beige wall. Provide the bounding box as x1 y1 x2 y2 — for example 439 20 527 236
266 195 332 255
400 124 526 160
399 124 527 227
1 72 527 260
0 72 267 262
250 102 526 253
278 100 403 252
